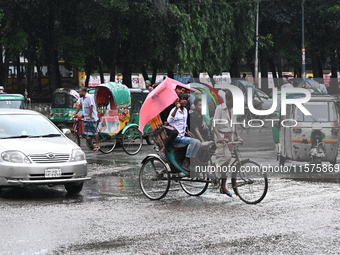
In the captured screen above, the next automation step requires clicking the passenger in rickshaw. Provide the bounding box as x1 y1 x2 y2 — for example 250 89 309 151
213 90 243 197
167 93 201 171
190 98 208 143
158 85 186 161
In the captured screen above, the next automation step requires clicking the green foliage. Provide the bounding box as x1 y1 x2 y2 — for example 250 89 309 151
0 9 3 25
0 0 339 85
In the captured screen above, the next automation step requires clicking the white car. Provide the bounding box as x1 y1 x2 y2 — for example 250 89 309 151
0 109 90 194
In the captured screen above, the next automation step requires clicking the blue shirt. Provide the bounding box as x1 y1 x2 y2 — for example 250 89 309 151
78 93 98 122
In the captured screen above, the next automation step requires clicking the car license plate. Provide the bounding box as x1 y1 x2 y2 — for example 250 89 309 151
45 169 62 178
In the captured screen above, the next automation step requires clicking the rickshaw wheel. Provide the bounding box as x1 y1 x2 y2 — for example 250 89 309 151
98 134 116 154
122 126 143 155
139 157 170 200
231 160 268 204
179 176 209 196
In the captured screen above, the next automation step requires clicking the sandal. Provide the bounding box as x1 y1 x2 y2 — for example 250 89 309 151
220 187 233 198
93 145 100 152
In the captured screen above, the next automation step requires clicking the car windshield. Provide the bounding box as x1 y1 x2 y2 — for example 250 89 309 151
0 114 61 139
295 102 337 122
0 100 26 109
53 93 66 106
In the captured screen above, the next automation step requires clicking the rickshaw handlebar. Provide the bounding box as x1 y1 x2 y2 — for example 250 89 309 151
225 141 241 145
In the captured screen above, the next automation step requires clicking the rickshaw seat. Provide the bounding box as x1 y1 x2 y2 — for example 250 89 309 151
101 115 119 123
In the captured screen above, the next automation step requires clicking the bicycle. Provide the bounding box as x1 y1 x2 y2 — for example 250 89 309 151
68 116 116 154
139 139 268 204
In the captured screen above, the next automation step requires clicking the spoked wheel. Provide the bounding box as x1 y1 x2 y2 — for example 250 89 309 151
179 176 209 196
122 126 143 155
139 157 170 200
98 133 116 154
231 160 268 204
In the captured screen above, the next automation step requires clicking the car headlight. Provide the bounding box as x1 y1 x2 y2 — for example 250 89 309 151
1 151 31 164
71 149 86 162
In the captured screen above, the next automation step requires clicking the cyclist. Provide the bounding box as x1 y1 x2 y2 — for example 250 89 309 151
213 90 243 197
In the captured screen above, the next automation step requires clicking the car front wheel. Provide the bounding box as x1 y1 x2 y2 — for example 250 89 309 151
65 182 84 195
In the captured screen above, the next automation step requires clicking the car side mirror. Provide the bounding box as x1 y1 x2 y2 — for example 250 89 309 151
62 128 71 135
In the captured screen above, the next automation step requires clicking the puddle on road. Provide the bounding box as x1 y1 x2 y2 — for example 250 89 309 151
87 158 139 167
81 175 140 203
86 159 140 178
0 159 143 206
0 175 140 206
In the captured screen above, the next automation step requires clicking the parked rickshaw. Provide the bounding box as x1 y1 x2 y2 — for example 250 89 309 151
49 87 94 128
275 93 340 165
129 88 154 145
95 82 143 155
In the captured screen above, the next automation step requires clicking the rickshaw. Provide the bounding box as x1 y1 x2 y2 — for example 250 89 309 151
94 82 143 155
49 87 95 128
138 78 268 204
276 93 340 166
129 88 154 145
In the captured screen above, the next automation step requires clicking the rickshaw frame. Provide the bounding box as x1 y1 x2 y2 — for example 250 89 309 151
94 82 143 155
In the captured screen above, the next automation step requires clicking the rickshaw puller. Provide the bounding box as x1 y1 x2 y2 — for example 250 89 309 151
214 90 243 197
74 87 100 151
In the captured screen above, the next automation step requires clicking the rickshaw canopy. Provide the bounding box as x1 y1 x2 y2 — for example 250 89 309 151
95 82 131 109
139 77 186 132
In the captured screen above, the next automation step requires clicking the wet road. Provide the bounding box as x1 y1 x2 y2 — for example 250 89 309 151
1 128 340 254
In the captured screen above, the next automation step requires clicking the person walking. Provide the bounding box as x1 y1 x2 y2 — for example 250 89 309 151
74 87 100 151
